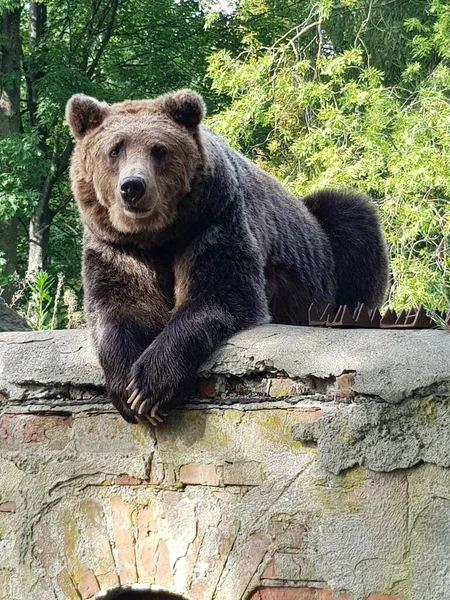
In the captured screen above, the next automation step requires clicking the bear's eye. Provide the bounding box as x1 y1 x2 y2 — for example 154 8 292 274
109 143 122 159
151 145 166 161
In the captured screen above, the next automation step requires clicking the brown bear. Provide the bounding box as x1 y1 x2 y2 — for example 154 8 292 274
66 89 388 425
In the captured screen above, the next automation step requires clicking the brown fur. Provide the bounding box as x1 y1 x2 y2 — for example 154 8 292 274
68 95 205 239
173 254 191 310
66 89 388 423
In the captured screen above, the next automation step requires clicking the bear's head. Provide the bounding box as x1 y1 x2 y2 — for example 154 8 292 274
66 89 206 236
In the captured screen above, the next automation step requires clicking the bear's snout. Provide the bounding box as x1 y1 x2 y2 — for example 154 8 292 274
120 176 146 206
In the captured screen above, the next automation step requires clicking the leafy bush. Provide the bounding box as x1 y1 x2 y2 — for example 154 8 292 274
207 0 450 310
7 270 85 330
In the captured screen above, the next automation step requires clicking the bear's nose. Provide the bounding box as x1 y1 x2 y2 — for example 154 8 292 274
120 177 146 205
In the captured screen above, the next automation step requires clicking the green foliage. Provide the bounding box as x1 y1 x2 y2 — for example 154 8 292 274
0 133 43 218
10 269 83 329
0 0 21 10
22 270 55 330
207 0 450 310
428 309 450 331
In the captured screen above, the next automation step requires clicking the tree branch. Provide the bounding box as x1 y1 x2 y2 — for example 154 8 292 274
87 0 119 78
55 140 74 180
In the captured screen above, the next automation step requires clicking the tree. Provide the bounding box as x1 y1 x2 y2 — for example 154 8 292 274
207 0 450 309
0 6 21 301
24 0 119 274
0 0 239 284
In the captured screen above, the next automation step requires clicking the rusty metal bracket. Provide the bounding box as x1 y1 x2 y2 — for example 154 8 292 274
308 303 450 329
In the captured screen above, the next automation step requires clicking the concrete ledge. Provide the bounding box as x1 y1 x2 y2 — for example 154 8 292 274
1 325 449 475
1 325 449 402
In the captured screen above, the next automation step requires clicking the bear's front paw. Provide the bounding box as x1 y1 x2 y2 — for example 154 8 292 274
107 378 141 424
125 355 175 426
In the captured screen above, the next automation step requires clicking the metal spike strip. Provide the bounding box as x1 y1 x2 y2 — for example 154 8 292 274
308 303 450 329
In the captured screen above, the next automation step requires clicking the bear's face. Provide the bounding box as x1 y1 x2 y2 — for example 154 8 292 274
66 90 205 235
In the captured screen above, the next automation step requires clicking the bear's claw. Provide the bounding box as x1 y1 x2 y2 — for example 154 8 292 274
137 399 148 415
126 384 167 425
152 403 167 421
128 390 142 410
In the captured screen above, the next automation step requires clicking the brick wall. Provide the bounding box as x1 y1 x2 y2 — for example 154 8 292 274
0 326 449 600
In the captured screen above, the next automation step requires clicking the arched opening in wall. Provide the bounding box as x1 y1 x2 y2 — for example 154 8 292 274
97 587 189 600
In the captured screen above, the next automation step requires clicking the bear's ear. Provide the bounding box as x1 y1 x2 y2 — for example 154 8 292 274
157 89 206 128
65 94 108 139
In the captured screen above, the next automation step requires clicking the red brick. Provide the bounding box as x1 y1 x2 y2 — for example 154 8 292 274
297 408 323 422
178 499 213 596
56 568 80 600
162 490 182 507
317 590 351 600
326 372 356 401
0 501 16 512
367 595 401 600
136 504 158 583
336 372 356 400
189 517 238 599
78 564 100 599
0 414 72 447
219 532 269 597
250 589 350 600
149 461 164 485
180 463 220 486
164 464 177 486
224 461 263 486
197 377 218 398
114 474 143 486
256 588 316 600
177 534 203 593
155 538 173 587
191 579 209 599
96 571 119 590
137 503 157 532
110 496 137 584
268 378 297 397
79 499 117 590
261 559 277 579
269 517 307 550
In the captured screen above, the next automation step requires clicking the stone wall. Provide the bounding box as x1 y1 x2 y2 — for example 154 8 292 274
0 325 449 600
0 298 29 332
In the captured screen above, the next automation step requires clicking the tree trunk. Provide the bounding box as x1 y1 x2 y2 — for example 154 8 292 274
24 0 118 274
27 2 46 128
26 2 49 274
27 206 52 275
26 140 73 275
0 8 21 302
0 219 18 299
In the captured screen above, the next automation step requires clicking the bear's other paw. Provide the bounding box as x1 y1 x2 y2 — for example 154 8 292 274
107 377 142 424
125 351 185 426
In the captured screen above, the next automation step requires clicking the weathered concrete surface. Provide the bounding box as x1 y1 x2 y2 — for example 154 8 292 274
0 298 29 332
293 395 450 474
0 326 450 600
1 325 449 403
201 324 450 403
1 326 449 475
0 329 102 404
